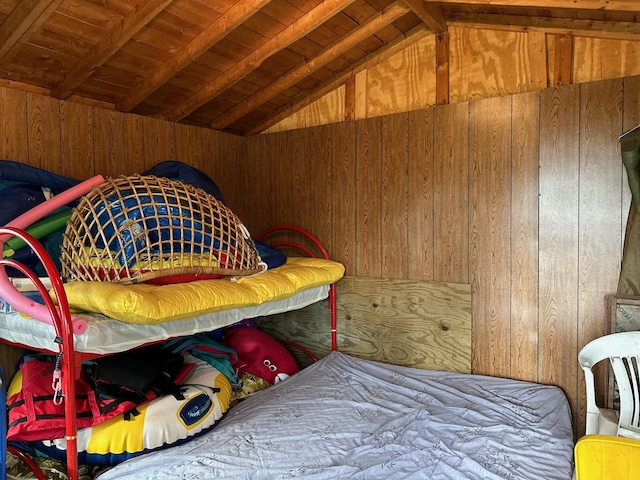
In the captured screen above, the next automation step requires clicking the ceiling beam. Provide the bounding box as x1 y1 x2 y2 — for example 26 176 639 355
117 0 270 112
0 0 63 65
448 13 640 41
404 0 447 33
52 0 172 100
431 0 639 11
244 24 429 136
164 0 356 123
212 1 411 131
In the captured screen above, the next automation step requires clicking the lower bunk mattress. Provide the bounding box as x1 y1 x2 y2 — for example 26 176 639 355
95 351 574 480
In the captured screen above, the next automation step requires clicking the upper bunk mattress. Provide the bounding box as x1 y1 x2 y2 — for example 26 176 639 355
0 257 343 354
95 351 575 480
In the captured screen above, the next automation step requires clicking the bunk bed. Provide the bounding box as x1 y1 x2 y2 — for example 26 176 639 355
0 223 343 480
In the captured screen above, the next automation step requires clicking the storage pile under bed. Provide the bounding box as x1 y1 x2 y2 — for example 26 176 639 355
95 351 575 480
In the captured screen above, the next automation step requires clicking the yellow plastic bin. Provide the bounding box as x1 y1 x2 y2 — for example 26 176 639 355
575 434 640 480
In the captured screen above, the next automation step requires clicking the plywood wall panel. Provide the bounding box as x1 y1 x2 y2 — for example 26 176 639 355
408 107 434 281
381 113 409 279
510 91 540 382
469 95 512 378
433 102 469 284
365 36 436 118
27 93 61 172
539 84 580 431
574 38 640 84
355 116 382 277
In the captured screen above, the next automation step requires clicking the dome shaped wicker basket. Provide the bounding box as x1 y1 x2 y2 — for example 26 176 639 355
60 175 264 284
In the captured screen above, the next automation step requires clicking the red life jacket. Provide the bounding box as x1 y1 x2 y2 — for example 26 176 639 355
7 349 192 442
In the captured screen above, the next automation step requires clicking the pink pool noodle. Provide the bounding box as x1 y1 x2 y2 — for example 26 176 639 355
0 175 105 334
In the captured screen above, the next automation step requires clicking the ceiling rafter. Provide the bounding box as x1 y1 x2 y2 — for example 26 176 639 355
164 0 357 123
431 0 640 11
117 0 270 113
230 2 420 135
52 0 173 100
211 1 412 131
448 13 640 40
0 0 63 65
404 0 447 33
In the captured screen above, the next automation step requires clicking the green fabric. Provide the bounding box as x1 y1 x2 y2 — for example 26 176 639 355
618 126 640 295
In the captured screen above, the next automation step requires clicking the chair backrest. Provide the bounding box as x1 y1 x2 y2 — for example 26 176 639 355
579 331 640 439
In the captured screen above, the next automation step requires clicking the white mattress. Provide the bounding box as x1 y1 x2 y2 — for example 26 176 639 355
0 285 329 354
96 351 575 480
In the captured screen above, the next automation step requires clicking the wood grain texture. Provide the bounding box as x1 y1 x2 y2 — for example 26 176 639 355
331 121 356 271
366 35 436 117
576 78 624 431
256 276 472 373
469 95 512 378
539 84 580 432
408 107 434 281
141 116 176 171
93 108 125 178
510 91 540 382
381 113 409 278
573 37 640 84
26 92 61 171
355 116 382 277
0 87 28 162
59 100 94 179
433 102 469 284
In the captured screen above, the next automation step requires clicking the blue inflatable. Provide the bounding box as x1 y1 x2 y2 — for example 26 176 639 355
144 161 225 204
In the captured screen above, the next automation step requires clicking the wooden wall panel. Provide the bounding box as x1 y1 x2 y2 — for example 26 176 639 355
469 95 512 378
381 113 409 278
574 38 640 85
310 125 332 247
60 100 94 179
122 114 145 175
433 102 469 284
539 84 581 430
0 88 28 162
408 107 434 281
94 109 126 178
26 94 61 172
331 121 356 270
355 117 382 277
576 79 625 426
141 116 176 171
510 91 540 382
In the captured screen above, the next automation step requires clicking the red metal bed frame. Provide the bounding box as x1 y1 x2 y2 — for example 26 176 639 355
0 225 337 480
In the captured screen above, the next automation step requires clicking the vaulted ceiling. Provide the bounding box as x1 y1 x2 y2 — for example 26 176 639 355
0 0 638 136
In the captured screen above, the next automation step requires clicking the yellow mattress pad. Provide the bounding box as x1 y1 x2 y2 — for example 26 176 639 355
60 257 345 324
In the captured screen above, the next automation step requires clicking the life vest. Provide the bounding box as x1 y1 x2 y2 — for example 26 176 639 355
7 346 191 442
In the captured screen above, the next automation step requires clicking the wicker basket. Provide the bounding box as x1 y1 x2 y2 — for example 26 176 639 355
60 175 264 284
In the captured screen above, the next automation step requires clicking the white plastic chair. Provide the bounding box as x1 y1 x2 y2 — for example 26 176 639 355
579 331 640 440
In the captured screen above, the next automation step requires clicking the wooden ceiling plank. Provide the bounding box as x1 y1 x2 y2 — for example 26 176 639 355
244 23 430 136
449 12 640 41
404 0 447 33
0 0 63 65
211 1 411 130
433 0 639 11
51 0 172 99
117 0 271 112
164 0 357 122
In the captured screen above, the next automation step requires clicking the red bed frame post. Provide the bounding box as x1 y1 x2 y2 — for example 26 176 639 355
0 227 80 480
255 225 338 352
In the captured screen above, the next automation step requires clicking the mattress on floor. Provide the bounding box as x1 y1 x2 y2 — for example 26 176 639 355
96 351 575 480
